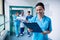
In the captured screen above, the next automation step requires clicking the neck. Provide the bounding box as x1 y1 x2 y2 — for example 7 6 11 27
38 14 44 21
28 14 30 16
38 14 44 18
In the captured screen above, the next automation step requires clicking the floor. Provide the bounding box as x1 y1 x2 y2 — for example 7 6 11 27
5 32 32 40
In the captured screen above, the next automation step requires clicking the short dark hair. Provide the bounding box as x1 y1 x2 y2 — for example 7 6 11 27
36 2 45 9
28 11 30 13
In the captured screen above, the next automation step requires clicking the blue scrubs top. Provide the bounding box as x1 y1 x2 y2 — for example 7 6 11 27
28 15 52 40
26 15 33 20
13 15 20 26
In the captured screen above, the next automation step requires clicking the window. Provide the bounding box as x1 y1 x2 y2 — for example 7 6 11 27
0 0 5 32
0 16 4 32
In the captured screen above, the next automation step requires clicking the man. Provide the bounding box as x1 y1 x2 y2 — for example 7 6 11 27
26 11 33 37
19 12 26 36
28 2 52 40
13 12 20 37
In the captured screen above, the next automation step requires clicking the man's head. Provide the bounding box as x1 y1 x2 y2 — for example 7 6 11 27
16 12 19 16
35 2 45 16
27 11 30 15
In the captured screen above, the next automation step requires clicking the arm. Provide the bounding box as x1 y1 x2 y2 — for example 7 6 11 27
42 19 52 35
42 31 50 35
28 28 33 32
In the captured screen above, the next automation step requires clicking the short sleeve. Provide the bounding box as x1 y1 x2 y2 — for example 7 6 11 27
48 18 52 32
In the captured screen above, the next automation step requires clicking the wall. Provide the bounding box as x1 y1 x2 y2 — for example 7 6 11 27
48 0 60 40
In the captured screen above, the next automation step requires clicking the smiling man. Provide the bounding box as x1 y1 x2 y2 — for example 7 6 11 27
28 2 52 40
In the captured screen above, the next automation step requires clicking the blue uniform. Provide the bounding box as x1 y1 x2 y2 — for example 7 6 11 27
13 15 20 36
26 15 33 35
28 15 52 40
26 15 33 20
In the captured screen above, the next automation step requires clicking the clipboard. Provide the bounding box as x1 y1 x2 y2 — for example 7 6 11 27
23 22 42 32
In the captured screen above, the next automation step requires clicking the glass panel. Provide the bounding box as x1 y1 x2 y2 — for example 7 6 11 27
0 25 4 32
0 16 4 32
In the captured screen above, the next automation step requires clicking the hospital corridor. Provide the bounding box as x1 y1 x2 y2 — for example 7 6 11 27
0 0 60 40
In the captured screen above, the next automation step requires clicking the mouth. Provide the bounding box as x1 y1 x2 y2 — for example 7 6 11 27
39 12 42 14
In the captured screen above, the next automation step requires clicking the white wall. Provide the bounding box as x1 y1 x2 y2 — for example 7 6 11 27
5 0 60 40
48 0 60 40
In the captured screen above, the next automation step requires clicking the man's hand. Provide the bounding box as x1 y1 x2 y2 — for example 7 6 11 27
28 28 33 32
42 31 50 35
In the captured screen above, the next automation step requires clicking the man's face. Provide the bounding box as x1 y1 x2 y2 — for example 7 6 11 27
36 6 44 16
27 13 30 15
16 12 19 16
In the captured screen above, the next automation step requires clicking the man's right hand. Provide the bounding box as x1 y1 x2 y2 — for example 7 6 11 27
28 28 33 32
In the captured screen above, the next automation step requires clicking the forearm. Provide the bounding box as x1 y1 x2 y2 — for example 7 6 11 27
42 31 50 35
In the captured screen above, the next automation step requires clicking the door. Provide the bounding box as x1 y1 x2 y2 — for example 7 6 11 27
10 10 23 35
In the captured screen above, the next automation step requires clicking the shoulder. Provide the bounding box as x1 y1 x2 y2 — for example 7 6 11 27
45 16 51 22
31 15 37 19
13 15 17 18
30 15 33 16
